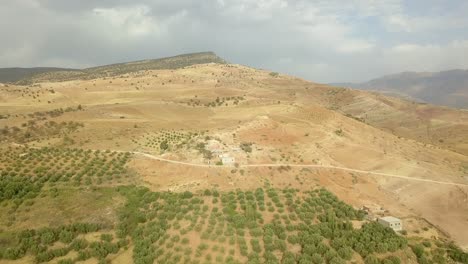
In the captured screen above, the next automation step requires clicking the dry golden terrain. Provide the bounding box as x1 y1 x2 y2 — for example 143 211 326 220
1 61 468 263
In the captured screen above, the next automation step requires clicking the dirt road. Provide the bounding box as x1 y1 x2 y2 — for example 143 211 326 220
133 151 468 187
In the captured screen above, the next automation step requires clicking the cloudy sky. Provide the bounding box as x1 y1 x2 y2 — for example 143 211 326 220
1 0 468 82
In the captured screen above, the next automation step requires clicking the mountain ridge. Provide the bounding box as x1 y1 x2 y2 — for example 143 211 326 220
330 69 468 109
0 67 79 83
0 51 226 84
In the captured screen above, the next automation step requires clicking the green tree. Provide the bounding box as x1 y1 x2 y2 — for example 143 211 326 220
384 256 401 264
411 244 425 258
160 140 169 151
245 202 257 221
311 253 324 264
364 255 380 264
282 252 296 264
59 230 74 243
337 246 353 260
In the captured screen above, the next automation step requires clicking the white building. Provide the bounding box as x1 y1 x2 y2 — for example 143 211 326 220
221 156 235 166
378 216 403 232
206 140 223 153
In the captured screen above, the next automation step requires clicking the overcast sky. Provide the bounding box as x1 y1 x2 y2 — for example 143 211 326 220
1 0 468 82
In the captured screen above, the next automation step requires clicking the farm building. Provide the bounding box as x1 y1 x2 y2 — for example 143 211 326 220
378 216 403 231
206 140 224 154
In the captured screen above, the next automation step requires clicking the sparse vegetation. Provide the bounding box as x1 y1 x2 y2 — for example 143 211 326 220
240 142 253 153
185 95 246 107
24 105 84 120
334 129 344 136
134 129 211 154
0 120 83 144
15 52 225 84
345 113 365 123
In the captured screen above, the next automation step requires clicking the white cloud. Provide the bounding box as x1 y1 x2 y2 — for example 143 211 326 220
382 14 467 33
11 0 41 9
385 14 412 32
385 41 468 72
218 0 289 22
391 43 422 52
336 39 375 54
92 5 159 37
0 45 36 66
0 0 467 83
287 4 375 55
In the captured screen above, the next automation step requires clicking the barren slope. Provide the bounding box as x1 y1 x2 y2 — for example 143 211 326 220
1 63 468 250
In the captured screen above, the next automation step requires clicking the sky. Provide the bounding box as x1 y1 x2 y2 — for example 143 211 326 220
1 0 468 83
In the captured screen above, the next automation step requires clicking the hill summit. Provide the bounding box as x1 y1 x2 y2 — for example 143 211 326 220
1 52 226 84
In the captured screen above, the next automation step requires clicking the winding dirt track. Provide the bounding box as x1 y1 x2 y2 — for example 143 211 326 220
133 151 468 187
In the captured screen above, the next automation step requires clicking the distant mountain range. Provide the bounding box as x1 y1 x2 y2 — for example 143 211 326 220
0 67 78 83
0 52 225 84
330 70 468 109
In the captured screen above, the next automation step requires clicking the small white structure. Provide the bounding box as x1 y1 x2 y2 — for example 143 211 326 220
206 140 223 152
378 216 403 231
221 156 235 166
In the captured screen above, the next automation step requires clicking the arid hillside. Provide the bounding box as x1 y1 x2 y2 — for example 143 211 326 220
1 60 468 263
322 84 468 156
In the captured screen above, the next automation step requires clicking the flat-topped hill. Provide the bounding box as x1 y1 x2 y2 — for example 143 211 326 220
6 52 225 84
